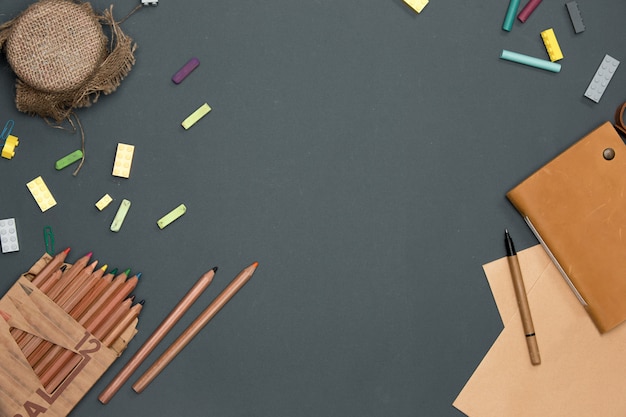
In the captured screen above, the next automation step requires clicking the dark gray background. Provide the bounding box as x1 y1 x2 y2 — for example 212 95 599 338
1 1 624 416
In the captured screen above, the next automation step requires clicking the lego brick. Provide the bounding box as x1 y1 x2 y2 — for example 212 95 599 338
182 103 211 130
55 149 83 170
2 135 19 159
540 28 563 62
112 143 135 178
500 49 561 73
157 204 187 229
95 194 113 211
566 1 585 34
584 54 620 103
404 0 428 13
0 218 19 253
172 58 200 84
26 176 57 212
110 199 131 232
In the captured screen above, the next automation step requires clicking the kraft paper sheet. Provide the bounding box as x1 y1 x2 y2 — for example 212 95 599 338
453 244 626 417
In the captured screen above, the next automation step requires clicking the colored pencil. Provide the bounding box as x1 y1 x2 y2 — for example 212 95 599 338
132 262 258 393
102 300 144 347
98 267 216 403
31 247 70 287
39 274 140 390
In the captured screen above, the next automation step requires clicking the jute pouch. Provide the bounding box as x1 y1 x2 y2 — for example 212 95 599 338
0 0 137 174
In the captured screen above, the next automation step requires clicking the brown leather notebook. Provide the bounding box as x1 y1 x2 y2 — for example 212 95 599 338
507 121 626 333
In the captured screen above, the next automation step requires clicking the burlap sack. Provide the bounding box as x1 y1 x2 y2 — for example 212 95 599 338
0 0 136 122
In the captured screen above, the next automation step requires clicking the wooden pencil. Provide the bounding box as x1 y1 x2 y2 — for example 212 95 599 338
44 253 93 302
12 269 63 347
17 256 94 360
95 297 134 340
44 297 138 392
70 271 117 320
25 256 96 369
30 247 70 287
132 262 258 393
102 300 144 347
19 264 100 359
98 267 216 404
62 264 107 314
30 270 129 376
39 275 140 390
53 260 98 307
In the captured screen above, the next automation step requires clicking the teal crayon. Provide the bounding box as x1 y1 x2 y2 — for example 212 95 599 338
500 49 561 73
503 0 520 31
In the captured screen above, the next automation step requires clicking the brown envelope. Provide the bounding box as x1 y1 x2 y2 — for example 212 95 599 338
453 244 626 417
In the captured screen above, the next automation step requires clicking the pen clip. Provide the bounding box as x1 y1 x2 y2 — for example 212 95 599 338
43 226 55 256
0 120 14 144
524 216 587 306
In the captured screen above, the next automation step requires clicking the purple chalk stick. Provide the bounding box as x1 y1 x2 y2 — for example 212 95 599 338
172 58 200 84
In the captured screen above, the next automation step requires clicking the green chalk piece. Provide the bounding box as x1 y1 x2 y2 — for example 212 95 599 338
55 150 83 170
110 199 131 232
157 204 187 229
182 103 211 129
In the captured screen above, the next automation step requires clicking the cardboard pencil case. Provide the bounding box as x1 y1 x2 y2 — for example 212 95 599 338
0 254 138 417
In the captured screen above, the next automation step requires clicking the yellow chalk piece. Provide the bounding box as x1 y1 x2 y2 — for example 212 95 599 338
404 0 428 13
26 176 57 212
182 103 211 130
157 204 187 229
95 194 113 211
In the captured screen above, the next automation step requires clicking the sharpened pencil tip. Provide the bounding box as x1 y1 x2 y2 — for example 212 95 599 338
86 251 93 258
139 299 145 305
212 266 218 272
252 262 259 268
136 272 142 279
63 247 71 254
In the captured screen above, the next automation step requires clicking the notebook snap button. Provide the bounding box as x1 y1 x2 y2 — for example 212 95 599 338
603 148 615 160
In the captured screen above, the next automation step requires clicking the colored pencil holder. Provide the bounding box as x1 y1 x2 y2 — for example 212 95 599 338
0 254 139 417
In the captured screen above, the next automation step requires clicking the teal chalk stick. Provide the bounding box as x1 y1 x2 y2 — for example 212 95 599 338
502 0 520 31
500 49 561 73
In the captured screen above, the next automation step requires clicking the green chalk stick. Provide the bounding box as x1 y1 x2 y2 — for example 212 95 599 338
157 204 187 229
55 150 83 170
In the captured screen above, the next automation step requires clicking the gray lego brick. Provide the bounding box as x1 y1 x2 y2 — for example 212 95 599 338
584 54 620 103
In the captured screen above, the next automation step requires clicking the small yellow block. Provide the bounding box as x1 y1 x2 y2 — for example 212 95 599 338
182 103 211 130
540 28 564 62
95 194 113 211
26 176 57 212
112 143 135 178
404 0 428 13
2 135 19 159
